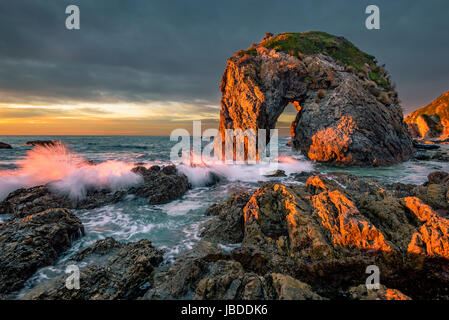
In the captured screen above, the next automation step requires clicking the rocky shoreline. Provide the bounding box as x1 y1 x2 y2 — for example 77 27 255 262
1 159 448 300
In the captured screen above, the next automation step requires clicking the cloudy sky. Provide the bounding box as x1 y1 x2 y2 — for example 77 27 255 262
0 0 448 135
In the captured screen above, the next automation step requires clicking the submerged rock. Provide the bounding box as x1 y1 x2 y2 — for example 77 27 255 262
199 171 449 299
0 142 12 149
263 170 287 177
214 31 413 166
25 140 57 147
413 140 440 150
0 208 84 296
21 237 163 300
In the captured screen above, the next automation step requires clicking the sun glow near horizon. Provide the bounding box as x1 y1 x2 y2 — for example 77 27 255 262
0 101 220 135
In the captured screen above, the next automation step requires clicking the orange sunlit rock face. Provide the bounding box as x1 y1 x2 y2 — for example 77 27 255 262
416 116 432 138
384 288 411 300
273 184 299 228
209 171 449 299
405 197 449 258
311 189 391 251
216 33 413 166
307 116 358 164
306 175 329 190
243 192 261 223
405 91 449 140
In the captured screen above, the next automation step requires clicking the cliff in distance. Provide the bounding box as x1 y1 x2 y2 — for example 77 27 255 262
405 91 449 141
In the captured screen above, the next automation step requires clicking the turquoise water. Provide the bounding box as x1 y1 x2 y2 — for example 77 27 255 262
0 135 448 296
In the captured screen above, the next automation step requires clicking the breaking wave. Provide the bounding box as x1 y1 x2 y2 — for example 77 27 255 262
0 142 142 201
176 151 314 187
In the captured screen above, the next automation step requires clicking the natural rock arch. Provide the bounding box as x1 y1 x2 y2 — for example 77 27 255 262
214 32 413 166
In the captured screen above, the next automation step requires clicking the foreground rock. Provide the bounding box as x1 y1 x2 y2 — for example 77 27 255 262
347 285 411 300
194 171 449 299
214 31 413 166
0 208 84 296
0 142 12 149
0 165 190 217
144 241 324 300
200 192 251 244
405 91 449 140
22 237 163 300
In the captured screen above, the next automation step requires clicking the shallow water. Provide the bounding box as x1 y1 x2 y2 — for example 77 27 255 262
0 135 448 297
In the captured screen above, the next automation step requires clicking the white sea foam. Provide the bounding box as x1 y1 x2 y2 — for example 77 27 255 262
177 152 314 187
0 142 142 201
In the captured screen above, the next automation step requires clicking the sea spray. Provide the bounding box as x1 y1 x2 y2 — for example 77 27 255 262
176 150 314 187
0 142 142 201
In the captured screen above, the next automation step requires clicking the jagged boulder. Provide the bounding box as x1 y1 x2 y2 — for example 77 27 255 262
21 237 163 300
200 192 251 244
200 171 449 299
215 31 413 166
130 165 190 204
144 241 324 300
0 208 84 296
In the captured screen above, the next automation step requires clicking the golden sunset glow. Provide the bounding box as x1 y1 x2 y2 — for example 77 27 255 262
0 102 220 135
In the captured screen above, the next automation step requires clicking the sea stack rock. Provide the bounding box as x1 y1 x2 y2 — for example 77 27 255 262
405 91 449 141
215 31 413 166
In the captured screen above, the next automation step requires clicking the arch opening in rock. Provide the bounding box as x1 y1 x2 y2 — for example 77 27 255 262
214 31 413 167
274 102 303 147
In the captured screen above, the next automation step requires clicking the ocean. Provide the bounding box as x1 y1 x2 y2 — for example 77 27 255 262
0 135 448 297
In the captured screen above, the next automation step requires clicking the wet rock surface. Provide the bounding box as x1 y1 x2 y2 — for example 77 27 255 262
130 165 190 204
215 32 413 166
21 237 163 300
177 170 449 300
0 165 190 217
200 192 251 244
144 241 323 300
0 208 84 296
0 185 127 218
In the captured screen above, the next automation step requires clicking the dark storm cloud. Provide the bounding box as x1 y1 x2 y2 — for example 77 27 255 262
0 0 448 114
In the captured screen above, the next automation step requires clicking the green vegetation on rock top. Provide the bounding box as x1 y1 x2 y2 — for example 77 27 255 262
237 31 392 90
263 31 376 70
